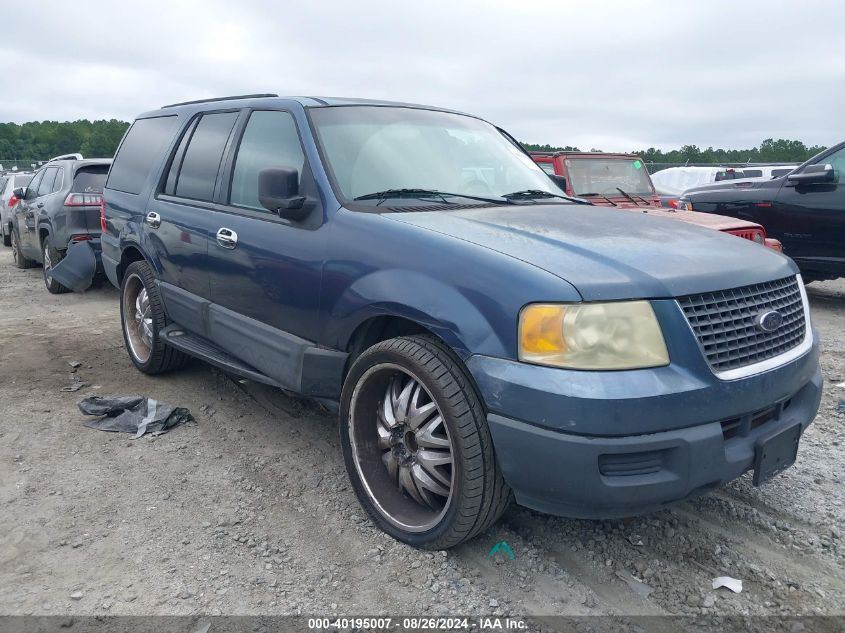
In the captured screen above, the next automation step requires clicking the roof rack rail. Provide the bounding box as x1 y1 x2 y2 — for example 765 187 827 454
161 93 279 108
47 153 83 163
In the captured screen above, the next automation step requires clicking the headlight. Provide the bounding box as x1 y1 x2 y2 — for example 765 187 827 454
518 301 669 370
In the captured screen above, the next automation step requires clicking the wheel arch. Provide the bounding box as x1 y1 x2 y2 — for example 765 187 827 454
116 243 151 285
327 269 511 363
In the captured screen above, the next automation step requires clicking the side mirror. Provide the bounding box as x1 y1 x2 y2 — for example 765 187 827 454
549 174 568 193
12 187 25 199
788 163 835 185
258 168 308 220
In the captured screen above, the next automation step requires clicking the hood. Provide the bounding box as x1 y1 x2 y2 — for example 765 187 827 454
387 204 796 301
591 202 762 231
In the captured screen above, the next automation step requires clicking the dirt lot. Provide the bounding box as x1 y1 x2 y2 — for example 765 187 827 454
1 247 844 624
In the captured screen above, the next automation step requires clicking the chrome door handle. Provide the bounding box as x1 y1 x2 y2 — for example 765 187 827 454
216 228 238 249
145 211 161 228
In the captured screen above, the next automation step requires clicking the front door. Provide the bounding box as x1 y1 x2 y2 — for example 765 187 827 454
206 109 327 386
773 145 845 275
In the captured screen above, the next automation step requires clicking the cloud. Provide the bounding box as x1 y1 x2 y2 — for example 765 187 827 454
1 0 841 151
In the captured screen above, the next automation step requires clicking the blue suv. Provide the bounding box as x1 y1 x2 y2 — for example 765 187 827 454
93 95 821 548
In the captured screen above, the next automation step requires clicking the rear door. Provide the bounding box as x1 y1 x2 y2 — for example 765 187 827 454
151 110 240 334
204 108 326 387
773 146 845 272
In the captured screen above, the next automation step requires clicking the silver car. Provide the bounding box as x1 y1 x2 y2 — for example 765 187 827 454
0 172 33 246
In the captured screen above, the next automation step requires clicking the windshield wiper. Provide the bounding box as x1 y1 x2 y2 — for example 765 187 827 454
353 188 450 205
578 192 617 206
353 188 508 206
615 187 651 206
502 189 586 204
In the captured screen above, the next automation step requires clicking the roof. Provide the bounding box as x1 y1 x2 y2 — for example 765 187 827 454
141 94 473 119
529 151 641 160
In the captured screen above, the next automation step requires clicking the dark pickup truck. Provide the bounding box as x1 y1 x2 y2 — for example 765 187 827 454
59 95 821 549
680 141 845 282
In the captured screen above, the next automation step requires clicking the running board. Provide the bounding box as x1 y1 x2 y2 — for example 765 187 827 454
160 326 284 389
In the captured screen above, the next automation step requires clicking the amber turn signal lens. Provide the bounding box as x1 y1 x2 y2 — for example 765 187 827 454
519 305 567 354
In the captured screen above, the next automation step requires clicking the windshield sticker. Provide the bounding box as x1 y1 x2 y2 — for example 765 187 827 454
633 160 642 170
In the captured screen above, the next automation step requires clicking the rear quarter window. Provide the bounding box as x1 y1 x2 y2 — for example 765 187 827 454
107 116 179 195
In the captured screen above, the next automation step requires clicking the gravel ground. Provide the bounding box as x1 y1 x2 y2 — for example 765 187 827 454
0 247 843 627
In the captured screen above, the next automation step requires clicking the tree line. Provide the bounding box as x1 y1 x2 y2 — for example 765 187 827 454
0 120 130 163
0 119 828 167
522 138 827 165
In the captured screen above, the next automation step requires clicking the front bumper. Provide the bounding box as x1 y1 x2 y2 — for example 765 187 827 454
469 329 822 519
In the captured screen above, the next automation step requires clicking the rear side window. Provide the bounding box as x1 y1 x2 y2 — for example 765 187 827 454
230 110 304 210
37 167 59 196
742 169 762 178
771 169 792 178
107 116 178 195
15 174 33 188
174 112 239 202
536 162 556 175
50 168 64 193
73 165 109 193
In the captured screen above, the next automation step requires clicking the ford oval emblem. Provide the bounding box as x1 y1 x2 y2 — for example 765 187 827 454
756 310 784 333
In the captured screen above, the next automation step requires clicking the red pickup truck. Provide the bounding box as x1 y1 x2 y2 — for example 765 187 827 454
531 151 782 251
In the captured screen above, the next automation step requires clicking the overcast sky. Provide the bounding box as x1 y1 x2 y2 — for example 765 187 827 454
1 0 842 151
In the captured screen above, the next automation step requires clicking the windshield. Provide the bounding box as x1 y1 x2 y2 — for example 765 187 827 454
564 158 655 197
309 106 559 203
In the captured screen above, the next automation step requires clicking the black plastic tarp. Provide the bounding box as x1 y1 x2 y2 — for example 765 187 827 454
78 396 193 438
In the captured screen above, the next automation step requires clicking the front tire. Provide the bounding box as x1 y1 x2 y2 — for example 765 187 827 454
340 335 511 549
43 236 71 294
120 260 188 374
11 229 35 269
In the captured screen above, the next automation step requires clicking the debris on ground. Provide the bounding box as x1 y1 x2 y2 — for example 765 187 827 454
78 396 193 438
712 576 743 593
837 400 845 414
61 376 87 392
615 570 653 598
68 360 82 370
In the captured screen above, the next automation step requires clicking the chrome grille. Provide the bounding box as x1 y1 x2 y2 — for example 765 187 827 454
678 276 806 373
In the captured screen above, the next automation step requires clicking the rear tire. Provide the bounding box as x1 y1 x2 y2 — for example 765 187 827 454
2 223 11 247
11 229 35 269
120 260 189 374
340 335 511 549
42 236 71 294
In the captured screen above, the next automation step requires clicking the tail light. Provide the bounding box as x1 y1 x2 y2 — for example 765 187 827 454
70 234 93 243
667 198 679 209
99 196 107 233
8 194 18 208
64 193 103 207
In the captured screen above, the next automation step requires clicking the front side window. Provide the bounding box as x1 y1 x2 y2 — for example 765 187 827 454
175 112 239 202
564 158 655 197
309 106 557 203
26 170 45 198
537 162 556 175
230 111 304 210
816 146 845 180
107 116 178 195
